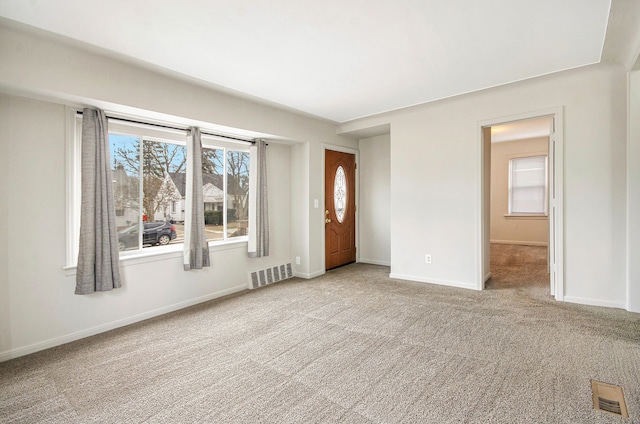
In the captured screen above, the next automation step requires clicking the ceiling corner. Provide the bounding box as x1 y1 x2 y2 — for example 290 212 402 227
601 0 640 70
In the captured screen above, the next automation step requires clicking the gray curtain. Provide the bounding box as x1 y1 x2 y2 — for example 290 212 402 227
183 127 210 270
75 108 122 294
248 139 269 257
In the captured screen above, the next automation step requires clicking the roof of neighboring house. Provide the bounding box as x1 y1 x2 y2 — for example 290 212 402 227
169 172 223 197
112 164 129 182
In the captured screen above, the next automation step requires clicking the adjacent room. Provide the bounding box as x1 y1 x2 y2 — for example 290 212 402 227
1 0 640 422
487 116 552 291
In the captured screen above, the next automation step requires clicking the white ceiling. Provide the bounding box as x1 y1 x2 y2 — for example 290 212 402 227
0 0 615 123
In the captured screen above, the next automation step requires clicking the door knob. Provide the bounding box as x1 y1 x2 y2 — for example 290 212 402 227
325 218 332 223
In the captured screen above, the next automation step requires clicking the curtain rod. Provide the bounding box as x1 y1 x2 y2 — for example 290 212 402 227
76 111 256 144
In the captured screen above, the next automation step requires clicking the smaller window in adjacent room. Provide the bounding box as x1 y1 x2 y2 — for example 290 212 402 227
509 155 548 215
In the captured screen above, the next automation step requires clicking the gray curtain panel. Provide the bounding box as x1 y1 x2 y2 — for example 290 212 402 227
183 127 210 270
248 139 269 258
75 108 122 294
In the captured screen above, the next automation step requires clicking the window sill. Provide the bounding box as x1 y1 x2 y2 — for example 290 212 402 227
504 214 548 220
63 237 248 276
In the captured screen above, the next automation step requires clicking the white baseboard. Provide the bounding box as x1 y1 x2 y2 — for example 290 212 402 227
358 258 391 266
294 270 325 279
389 273 478 291
484 272 492 283
490 240 548 246
563 296 626 310
0 284 247 362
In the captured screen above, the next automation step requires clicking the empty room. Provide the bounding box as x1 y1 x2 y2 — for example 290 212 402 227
1 1 640 422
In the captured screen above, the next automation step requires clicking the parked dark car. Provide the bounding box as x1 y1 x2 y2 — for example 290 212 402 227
118 221 177 251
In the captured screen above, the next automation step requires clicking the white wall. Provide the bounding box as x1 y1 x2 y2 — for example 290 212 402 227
0 21 357 360
629 69 640 312
289 142 310 276
340 63 631 308
1 97 69 355
358 134 391 265
0 95 8 353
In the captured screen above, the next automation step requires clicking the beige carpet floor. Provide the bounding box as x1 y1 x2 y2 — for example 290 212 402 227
1 257 639 423
487 243 550 290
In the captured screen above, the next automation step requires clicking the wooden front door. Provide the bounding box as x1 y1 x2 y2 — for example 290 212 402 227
325 149 356 270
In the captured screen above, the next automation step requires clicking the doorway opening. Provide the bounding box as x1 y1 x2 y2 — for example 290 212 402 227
480 110 563 299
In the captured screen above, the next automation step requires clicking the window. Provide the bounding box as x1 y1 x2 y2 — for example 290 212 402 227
201 144 250 242
509 155 547 215
109 134 185 251
334 165 347 223
68 112 250 264
225 150 250 238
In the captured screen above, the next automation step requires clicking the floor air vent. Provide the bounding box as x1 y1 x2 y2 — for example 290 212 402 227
591 380 629 418
249 263 293 289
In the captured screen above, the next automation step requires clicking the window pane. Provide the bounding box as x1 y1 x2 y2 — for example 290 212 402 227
141 140 185 246
110 134 141 251
110 135 185 251
226 150 250 239
334 165 347 223
142 139 185 220
510 156 546 214
202 147 224 242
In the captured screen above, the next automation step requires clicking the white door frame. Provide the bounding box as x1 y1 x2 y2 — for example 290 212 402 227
478 107 564 300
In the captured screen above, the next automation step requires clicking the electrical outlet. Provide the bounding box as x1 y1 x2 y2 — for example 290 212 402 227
295 256 301 265
425 254 432 264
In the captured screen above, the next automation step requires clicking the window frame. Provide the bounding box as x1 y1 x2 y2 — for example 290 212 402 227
107 122 187 256
507 154 548 216
65 109 251 269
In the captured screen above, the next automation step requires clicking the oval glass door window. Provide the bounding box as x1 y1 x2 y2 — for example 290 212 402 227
334 165 347 223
